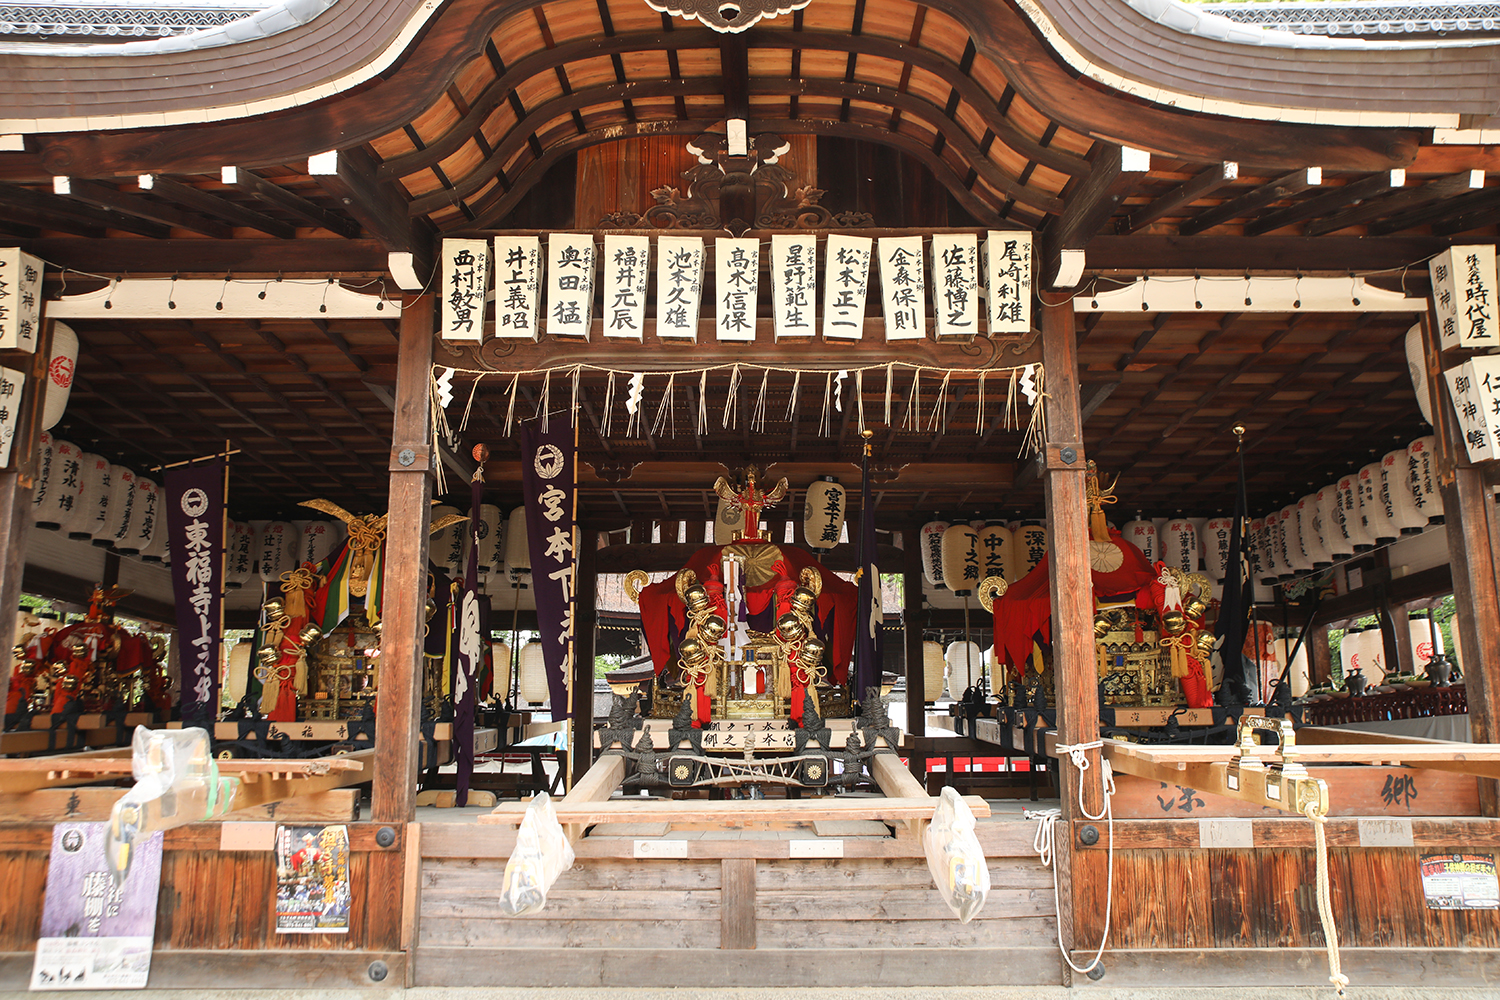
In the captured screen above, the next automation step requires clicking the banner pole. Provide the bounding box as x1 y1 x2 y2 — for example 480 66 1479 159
219 439 230 722
565 413 580 791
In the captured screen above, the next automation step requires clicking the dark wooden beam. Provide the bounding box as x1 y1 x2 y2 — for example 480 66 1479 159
52 176 233 239
1370 184 1500 237
1119 161 1237 234
1078 378 1120 423
1041 144 1142 288
0 181 166 239
137 174 297 239
1178 168 1320 236
18 238 391 275
311 146 434 281
1114 314 1170 371
1435 195 1500 237
1303 171 1481 237
221 166 363 239
1243 171 1396 236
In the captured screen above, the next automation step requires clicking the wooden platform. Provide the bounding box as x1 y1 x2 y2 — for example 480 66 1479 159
478 795 992 826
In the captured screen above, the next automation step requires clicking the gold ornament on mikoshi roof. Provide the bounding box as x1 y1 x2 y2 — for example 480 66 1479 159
298 498 466 598
712 465 788 543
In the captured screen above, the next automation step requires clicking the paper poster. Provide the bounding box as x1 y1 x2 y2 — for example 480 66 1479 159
274 825 352 933
1421 853 1500 909
31 822 164 990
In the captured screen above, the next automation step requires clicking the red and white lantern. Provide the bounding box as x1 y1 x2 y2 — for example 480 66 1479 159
1317 485 1350 560
1381 448 1425 534
1162 518 1199 574
68 453 113 541
40 321 78 431
1297 494 1332 568
121 476 159 556
1358 462 1397 546
226 521 255 588
100 465 137 550
1280 503 1310 574
258 521 297 581
1201 516 1233 581
36 439 85 531
1335 474 1373 551
1406 436 1444 525
1258 511 1283 583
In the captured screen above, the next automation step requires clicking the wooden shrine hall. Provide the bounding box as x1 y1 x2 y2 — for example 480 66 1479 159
1 0 1500 990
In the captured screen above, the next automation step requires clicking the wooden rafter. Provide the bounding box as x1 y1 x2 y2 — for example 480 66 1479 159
1243 171 1397 236
221 166 363 239
1177 168 1321 236
311 146 435 279
1119 162 1237 234
52 177 233 239
1302 170 1482 236
136 174 296 239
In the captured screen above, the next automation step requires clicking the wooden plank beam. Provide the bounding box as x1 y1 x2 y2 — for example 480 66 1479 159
52 176 232 239
1119 161 1237 234
1303 170 1482 236
1243 170 1398 236
0 181 166 239
1082 234 1445 272
136 174 296 239
1369 183 1500 236
310 147 434 283
479 793 989 825
220 166 363 239
1114 314 1170 372
1178 167 1321 236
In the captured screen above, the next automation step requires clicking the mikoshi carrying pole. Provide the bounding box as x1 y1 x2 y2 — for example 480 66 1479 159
854 429 882 697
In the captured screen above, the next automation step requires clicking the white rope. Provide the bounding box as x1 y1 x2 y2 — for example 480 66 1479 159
1306 804 1349 996
1025 740 1114 977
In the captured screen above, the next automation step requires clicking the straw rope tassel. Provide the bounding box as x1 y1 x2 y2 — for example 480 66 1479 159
538 369 552 432
751 369 770 431
818 372 833 437
722 363 741 430
651 373 676 437
601 371 616 439
698 369 709 435
928 371 951 432
571 365 582 419
503 372 522 437
884 362 894 425
459 371 484 433
975 371 986 434
856 369 866 434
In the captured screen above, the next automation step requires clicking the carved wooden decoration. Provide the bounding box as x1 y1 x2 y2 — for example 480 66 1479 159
644 0 812 34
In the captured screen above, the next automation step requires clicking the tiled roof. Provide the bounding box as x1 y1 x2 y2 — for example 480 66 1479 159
0 1 273 39
1200 0 1500 37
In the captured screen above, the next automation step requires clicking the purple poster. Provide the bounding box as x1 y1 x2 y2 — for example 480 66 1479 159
164 461 224 724
519 419 575 718
31 822 163 990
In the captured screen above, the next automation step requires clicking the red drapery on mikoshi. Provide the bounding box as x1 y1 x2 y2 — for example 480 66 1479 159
637 544 858 681
990 526 1156 670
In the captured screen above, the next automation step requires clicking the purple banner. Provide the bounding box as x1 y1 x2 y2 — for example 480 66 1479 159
520 419 575 719
165 460 224 724
453 476 484 804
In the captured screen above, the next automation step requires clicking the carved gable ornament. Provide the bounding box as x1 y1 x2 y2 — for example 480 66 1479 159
645 0 811 33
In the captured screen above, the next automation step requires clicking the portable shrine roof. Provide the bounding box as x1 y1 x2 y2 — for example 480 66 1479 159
0 0 1493 526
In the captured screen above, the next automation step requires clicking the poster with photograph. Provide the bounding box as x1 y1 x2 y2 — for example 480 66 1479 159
1420 853 1500 909
274 825 351 934
31 822 163 990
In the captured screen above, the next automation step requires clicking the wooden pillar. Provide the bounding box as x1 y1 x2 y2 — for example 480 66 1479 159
902 527 926 779
1422 311 1500 814
366 295 435 958
1310 622 1333 688
372 295 435 822
1041 295 1106 982
571 527 598 787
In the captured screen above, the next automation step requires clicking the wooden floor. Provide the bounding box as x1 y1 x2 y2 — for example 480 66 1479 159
413 816 1063 987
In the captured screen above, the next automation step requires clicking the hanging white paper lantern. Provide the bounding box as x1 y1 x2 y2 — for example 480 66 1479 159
1272 638 1312 698
123 476 159 556
976 522 1012 582
919 520 949 587
1406 436 1444 525
96 465 135 549
519 641 549 705
1340 625 1368 683
1404 322 1434 426
1280 503 1311 574
1201 516 1233 581
1361 627 1389 685
225 521 254 588
1163 518 1199 573
1248 517 1268 582
1297 495 1332 568
429 505 464 576
468 503 503 578
922 640 946 701
1335 474 1374 551
40 321 78 431
940 523 981 595
1450 619 1463 672
504 506 531 583
258 521 296 581
1380 448 1424 534
1358 462 1397 546
1257 512 1283 583
37 439 85 531
802 478 847 552
491 641 512 701
298 520 341 567
1317 485 1351 560
141 508 170 562
714 494 745 545
1122 517 1158 564
1408 617 1439 672
31 430 54 518
1014 521 1047 580
945 640 983 696
68 454 113 541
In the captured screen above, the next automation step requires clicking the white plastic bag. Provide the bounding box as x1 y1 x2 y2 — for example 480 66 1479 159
923 785 991 923
499 792 575 916
107 726 236 881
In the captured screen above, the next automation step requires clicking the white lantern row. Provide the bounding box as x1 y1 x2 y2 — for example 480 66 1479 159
940 523 980 596
437 231 1031 344
921 641 947 701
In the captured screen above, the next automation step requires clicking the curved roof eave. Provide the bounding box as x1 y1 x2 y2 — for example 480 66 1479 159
0 0 1496 137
